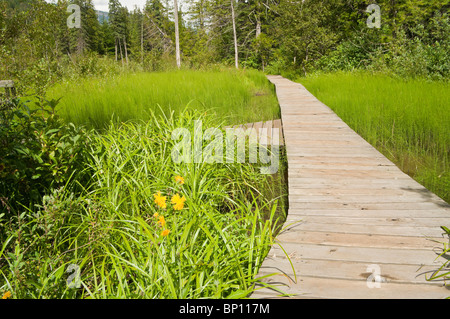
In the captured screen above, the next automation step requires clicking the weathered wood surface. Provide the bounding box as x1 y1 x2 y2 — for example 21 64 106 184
252 75 450 299
223 119 284 146
0 80 14 88
0 80 16 99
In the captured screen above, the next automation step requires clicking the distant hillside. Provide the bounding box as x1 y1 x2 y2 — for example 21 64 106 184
96 10 109 23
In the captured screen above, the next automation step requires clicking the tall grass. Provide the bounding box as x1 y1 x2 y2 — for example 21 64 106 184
46 69 280 129
0 108 289 299
297 71 449 203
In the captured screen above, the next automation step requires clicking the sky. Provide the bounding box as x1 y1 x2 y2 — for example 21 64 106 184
45 0 187 12
89 0 188 12
93 0 145 12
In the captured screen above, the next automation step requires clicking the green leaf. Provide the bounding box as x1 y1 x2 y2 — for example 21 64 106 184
45 128 60 136
53 265 65 281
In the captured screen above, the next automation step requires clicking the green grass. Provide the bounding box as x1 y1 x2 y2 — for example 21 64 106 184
296 71 449 203
46 68 280 129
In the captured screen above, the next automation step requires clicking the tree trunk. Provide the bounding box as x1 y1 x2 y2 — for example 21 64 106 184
231 0 238 69
256 19 261 38
119 37 124 67
303 47 308 76
115 38 118 61
141 18 144 64
124 37 129 65
173 0 181 69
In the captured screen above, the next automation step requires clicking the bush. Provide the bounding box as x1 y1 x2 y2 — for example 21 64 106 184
0 97 92 215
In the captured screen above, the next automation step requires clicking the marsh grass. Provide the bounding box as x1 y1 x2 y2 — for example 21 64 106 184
297 71 449 203
0 108 290 299
46 69 280 130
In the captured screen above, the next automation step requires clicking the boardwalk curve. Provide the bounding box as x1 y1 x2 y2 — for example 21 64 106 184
252 75 450 299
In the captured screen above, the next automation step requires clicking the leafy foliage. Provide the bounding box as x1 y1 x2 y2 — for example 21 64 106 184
426 226 450 289
0 97 91 215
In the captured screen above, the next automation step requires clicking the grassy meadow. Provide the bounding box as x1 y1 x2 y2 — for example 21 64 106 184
47 69 280 129
297 71 449 203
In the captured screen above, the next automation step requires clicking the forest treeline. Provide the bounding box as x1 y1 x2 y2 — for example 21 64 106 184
0 0 449 94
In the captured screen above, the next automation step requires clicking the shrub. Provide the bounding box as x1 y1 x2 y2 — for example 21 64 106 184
0 97 92 216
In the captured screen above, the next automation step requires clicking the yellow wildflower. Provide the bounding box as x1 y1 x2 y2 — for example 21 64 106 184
2 291 11 299
153 191 166 209
174 175 184 185
158 215 166 227
161 229 170 237
153 212 159 218
171 194 186 211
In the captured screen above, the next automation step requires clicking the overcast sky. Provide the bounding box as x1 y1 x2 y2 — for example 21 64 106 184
94 0 145 12
88 0 188 12
45 0 187 12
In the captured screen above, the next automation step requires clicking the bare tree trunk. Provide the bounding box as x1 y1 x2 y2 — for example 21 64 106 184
303 46 308 76
124 37 129 65
141 18 144 64
115 38 118 61
256 19 261 38
119 37 124 67
231 0 238 69
173 0 181 69
255 1 261 38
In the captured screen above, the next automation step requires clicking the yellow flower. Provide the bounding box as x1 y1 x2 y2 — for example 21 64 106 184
161 229 170 237
153 191 166 209
158 215 166 227
174 175 184 185
2 291 11 299
171 194 186 211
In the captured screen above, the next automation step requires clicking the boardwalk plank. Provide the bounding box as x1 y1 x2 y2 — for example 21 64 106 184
252 75 450 299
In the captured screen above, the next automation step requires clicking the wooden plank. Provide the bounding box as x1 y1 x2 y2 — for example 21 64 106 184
272 118 284 146
267 243 444 266
275 230 444 249
288 169 408 179
254 74 450 299
259 120 272 145
252 121 264 131
222 120 285 146
284 215 450 228
258 258 444 285
288 202 448 210
287 177 425 185
287 156 395 164
287 195 440 204
286 209 450 218
280 221 445 237
287 187 421 195
287 163 398 169
0 80 14 88
252 276 449 299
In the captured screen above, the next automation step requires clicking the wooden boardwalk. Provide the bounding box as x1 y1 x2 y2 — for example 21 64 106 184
223 119 284 146
252 75 450 299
